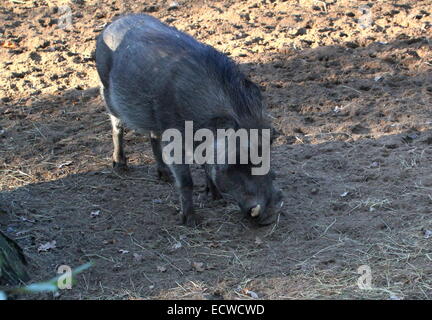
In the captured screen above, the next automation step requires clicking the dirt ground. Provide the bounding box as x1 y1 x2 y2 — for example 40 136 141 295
1 0 432 299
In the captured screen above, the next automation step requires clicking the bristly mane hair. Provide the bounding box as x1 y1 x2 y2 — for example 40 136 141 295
199 47 267 129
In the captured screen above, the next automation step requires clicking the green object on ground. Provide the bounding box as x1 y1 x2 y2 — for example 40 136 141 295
0 230 29 285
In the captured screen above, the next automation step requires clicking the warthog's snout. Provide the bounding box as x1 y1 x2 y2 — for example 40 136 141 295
242 189 284 226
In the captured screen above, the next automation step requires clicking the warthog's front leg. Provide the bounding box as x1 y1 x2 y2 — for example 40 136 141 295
205 172 222 200
168 164 199 226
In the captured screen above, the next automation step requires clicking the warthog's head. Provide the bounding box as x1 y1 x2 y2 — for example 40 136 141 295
208 164 284 225
203 77 283 225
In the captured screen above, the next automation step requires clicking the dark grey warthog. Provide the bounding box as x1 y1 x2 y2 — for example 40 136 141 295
95 14 283 226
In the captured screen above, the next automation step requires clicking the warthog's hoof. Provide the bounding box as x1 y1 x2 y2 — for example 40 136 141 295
180 213 201 227
157 166 172 182
112 160 128 172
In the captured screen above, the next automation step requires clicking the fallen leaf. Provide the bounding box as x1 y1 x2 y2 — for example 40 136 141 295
1 41 17 49
169 1 179 9
133 253 143 262
38 240 57 252
170 241 182 251
58 161 73 169
90 210 101 218
192 262 205 272
207 263 216 270
374 75 382 82
209 242 220 248
255 236 263 245
157 265 167 272
242 288 259 299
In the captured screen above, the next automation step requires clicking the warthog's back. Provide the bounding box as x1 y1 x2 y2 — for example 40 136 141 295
96 14 265 133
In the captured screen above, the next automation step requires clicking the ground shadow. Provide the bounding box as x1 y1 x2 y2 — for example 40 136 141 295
1 127 432 299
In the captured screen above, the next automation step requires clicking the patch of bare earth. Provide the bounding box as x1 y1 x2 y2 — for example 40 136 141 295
0 0 431 299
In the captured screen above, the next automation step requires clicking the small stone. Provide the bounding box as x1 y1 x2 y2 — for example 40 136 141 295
143 5 159 13
370 161 379 168
30 52 41 62
295 28 307 36
168 1 179 10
